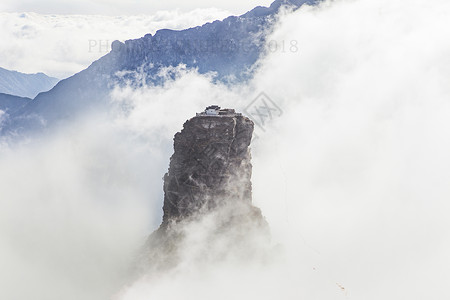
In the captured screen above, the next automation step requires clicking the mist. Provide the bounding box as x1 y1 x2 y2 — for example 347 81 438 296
1 0 271 16
1 0 450 299
0 9 230 78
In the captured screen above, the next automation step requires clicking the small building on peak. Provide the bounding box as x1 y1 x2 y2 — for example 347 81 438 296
205 105 220 115
196 105 242 117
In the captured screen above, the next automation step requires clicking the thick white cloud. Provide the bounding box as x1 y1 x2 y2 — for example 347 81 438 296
1 0 272 16
0 9 230 78
1 0 450 299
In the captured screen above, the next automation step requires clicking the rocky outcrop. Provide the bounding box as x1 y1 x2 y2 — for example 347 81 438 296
162 109 253 224
138 107 269 273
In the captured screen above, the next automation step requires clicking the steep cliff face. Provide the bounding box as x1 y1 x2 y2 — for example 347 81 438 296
139 107 269 272
162 110 254 224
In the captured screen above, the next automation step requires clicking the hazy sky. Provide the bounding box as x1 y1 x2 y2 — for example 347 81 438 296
0 0 275 77
0 0 273 16
0 10 231 78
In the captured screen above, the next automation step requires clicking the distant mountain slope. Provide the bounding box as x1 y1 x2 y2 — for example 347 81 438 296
3 0 318 135
0 67 59 99
0 93 31 114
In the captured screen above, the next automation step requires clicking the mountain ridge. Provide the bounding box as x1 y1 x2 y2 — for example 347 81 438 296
0 67 58 99
3 0 319 135
0 93 31 115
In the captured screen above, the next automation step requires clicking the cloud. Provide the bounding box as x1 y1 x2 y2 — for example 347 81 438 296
1 0 450 299
0 9 230 78
1 0 272 16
